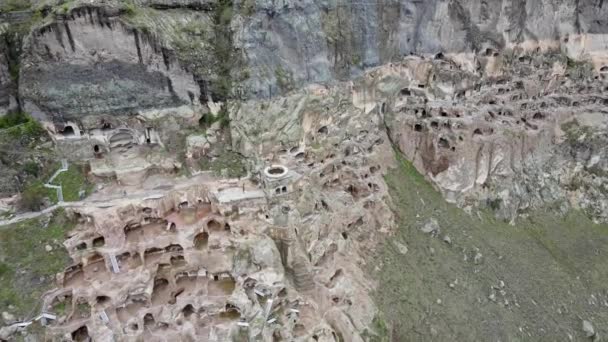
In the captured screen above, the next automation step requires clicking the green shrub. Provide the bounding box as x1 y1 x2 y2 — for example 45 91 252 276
199 113 217 128
21 118 44 137
23 161 40 177
566 57 593 80
198 151 246 178
219 112 230 128
198 106 231 129
20 180 50 211
122 1 137 17
0 112 45 141
361 314 389 342
8 62 19 82
275 66 295 92
0 111 28 129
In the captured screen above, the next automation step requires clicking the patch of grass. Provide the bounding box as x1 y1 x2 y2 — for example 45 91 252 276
361 314 389 342
199 113 216 128
121 0 137 17
75 302 90 317
561 119 593 144
0 262 12 277
0 209 74 319
0 111 28 129
566 57 593 80
15 117 45 138
0 0 31 13
51 164 92 202
8 61 20 82
51 0 76 15
373 151 608 341
199 151 247 178
0 112 45 141
199 107 230 130
53 300 66 316
20 163 90 210
0 120 53 197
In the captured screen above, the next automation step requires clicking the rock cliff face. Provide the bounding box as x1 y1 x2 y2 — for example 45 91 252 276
0 53 10 115
1 0 608 341
9 0 608 114
372 53 608 222
0 28 15 116
19 6 200 121
237 0 608 95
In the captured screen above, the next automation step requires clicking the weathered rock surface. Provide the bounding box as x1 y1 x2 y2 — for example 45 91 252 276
30 102 395 339
373 53 608 222
10 0 608 118
20 6 201 121
0 35 12 116
1 0 608 341
236 0 608 96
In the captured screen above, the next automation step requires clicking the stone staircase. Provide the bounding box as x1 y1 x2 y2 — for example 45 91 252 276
291 260 315 292
269 226 316 292
269 226 316 291
44 159 69 202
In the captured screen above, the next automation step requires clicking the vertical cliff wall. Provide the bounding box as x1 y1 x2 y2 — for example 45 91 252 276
10 0 608 115
0 35 11 116
19 6 202 122
236 0 608 96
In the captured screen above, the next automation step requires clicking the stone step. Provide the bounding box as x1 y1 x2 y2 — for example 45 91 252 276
295 277 314 285
291 261 315 291
294 281 315 292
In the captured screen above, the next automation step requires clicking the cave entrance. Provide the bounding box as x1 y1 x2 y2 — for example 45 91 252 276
194 232 209 250
96 295 110 306
62 126 75 137
182 304 195 318
92 236 105 247
144 313 155 328
71 326 90 342
207 219 222 232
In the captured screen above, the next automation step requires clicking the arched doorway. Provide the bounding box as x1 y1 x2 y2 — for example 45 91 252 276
62 126 75 137
194 232 209 250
